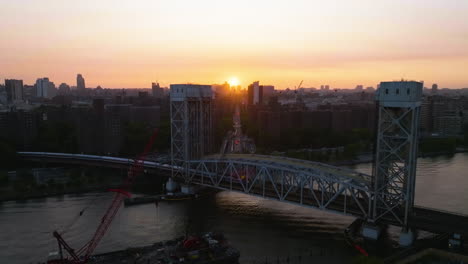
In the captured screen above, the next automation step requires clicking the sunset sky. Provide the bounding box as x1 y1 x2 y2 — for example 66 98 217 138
1 0 468 89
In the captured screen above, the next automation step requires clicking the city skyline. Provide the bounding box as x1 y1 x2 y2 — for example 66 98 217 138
1 0 468 88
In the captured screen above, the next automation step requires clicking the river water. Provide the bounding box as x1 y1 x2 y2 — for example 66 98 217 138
1 153 468 264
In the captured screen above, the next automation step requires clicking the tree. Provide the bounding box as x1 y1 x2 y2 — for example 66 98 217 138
33 121 78 153
0 139 18 169
0 172 9 187
121 121 152 156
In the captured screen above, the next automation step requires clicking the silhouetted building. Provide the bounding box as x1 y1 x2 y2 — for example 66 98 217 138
248 81 263 105
130 106 161 127
23 85 35 99
434 114 462 136
432 83 438 94
58 83 71 95
36 77 51 98
77 74 86 91
5 79 23 103
0 110 38 149
152 82 164 98
48 81 57 98
212 82 230 97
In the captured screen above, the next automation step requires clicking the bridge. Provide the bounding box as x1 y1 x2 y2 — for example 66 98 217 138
16 82 468 247
18 151 468 239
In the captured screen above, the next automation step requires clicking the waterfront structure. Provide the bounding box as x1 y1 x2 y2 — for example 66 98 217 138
5 79 24 103
369 81 423 246
170 84 212 180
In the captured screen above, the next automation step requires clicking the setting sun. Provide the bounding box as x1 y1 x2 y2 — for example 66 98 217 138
228 77 240 87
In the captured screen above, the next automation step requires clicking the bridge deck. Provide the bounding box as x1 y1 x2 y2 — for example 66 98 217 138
204 154 372 184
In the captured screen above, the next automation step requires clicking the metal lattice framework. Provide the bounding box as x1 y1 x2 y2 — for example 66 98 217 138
170 84 212 180
179 154 374 218
371 82 422 227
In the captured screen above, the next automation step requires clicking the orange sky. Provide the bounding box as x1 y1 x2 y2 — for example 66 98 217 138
1 0 468 89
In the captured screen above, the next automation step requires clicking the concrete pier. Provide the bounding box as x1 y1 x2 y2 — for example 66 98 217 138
362 224 381 240
399 228 415 247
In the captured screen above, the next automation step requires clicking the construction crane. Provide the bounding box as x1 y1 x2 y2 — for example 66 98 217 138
52 130 159 264
296 80 303 92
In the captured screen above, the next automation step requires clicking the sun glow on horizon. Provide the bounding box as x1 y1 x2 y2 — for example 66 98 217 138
228 77 240 87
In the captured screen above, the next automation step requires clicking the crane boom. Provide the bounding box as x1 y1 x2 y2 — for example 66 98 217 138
53 129 159 263
297 80 303 90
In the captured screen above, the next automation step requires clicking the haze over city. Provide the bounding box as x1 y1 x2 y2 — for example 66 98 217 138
1 0 468 89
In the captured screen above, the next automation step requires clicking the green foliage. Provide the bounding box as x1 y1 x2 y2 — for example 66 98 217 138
419 138 457 153
463 124 468 146
0 171 9 187
121 121 152 156
0 139 18 169
154 118 171 150
344 143 361 159
33 122 78 153
12 170 36 193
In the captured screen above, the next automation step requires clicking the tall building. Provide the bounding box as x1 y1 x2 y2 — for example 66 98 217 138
247 81 263 105
77 74 86 91
262 85 275 95
212 82 230 97
48 81 57 98
5 79 24 103
152 82 164 98
58 83 71 95
36 78 51 98
431 83 438 94
320 85 330 91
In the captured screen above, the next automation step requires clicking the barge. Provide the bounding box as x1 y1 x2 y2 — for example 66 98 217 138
47 232 240 264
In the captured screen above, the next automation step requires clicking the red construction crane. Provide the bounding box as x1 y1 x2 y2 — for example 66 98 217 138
51 129 159 264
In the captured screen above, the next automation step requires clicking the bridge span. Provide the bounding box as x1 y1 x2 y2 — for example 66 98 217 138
18 151 468 237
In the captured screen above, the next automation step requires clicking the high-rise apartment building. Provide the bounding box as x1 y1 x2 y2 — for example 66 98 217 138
77 74 86 91
152 82 164 98
248 81 263 105
58 83 71 95
431 83 438 94
36 78 51 98
5 79 24 103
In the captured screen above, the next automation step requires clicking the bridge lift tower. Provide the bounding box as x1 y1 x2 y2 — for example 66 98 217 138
365 81 423 246
170 84 213 184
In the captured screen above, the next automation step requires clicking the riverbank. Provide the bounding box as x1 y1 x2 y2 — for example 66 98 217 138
0 184 121 202
332 148 468 167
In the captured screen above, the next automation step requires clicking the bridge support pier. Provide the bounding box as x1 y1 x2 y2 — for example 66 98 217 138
399 228 416 247
181 184 196 194
362 223 382 240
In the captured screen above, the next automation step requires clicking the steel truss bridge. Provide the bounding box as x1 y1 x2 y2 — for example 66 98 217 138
18 151 468 236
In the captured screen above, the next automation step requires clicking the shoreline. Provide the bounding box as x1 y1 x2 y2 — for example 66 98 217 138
334 149 468 167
